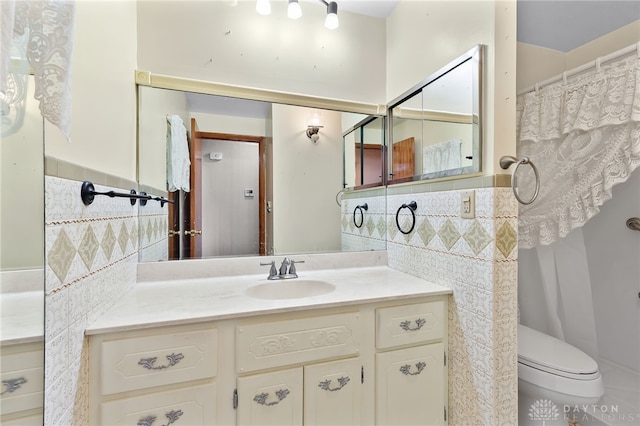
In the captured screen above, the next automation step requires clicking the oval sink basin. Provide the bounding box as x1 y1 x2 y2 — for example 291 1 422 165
245 280 335 300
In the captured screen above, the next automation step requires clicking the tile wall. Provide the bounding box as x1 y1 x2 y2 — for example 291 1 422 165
44 173 142 424
341 187 387 252
386 184 519 425
138 189 169 263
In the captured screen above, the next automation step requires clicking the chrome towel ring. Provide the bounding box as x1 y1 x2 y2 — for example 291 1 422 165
499 156 540 205
353 203 368 228
395 201 418 235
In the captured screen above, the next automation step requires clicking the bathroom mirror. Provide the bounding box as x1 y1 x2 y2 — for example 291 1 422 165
137 82 384 261
388 45 483 184
343 115 385 189
0 71 45 423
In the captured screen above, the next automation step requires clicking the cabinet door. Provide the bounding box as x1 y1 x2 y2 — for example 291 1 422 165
237 368 303 426
376 343 445 426
304 358 362 426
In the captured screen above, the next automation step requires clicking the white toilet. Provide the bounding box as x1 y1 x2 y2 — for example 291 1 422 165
518 324 604 425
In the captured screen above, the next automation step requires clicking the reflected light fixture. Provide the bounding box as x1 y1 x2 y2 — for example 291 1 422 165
256 0 339 29
306 111 323 143
288 0 302 19
256 0 271 15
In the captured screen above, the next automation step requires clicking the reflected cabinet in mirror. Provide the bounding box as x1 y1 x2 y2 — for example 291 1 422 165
138 83 386 262
388 45 483 184
343 115 385 190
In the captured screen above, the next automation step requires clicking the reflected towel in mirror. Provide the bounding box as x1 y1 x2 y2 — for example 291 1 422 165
422 138 462 174
166 114 190 192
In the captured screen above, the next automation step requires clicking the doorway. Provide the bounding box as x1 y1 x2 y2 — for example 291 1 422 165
169 119 267 259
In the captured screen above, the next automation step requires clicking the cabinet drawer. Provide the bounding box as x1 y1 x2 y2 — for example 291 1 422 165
0 347 43 415
100 383 216 425
236 312 361 373
100 328 217 395
376 300 445 349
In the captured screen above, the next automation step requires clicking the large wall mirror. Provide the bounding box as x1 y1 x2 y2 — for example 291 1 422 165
137 78 385 262
388 45 483 184
1 70 44 423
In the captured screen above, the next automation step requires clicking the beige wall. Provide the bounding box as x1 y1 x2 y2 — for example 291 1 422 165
386 1 517 176
272 104 343 254
517 19 640 91
44 0 137 181
137 1 387 105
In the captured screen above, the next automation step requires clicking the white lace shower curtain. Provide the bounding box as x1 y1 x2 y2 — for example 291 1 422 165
516 48 640 358
516 52 640 249
1 0 75 140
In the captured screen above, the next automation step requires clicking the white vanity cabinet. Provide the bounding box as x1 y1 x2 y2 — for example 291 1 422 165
88 295 448 426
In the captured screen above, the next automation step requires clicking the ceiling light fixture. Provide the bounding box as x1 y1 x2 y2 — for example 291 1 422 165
256 0 339 29
324 1 339 29
256 0 271 16
287 0 302 19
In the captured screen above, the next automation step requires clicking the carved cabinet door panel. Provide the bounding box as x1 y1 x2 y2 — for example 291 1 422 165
237 367 303 426
303 358 363 425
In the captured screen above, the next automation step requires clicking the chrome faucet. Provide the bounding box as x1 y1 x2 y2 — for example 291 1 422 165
260 258 304 280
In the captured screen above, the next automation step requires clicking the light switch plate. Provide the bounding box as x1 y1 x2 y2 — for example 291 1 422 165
460 190 475 219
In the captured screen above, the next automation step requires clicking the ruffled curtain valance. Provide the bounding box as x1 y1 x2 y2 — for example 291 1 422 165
516 52 640 249
1 0 75 140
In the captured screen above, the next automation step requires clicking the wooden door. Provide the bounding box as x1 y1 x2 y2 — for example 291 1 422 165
392 137 415 181
375 343 445 426
355 143 383 187
188 118 203 258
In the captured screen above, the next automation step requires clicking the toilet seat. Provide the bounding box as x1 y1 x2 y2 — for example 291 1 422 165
518 324 604 399
518 324 599 379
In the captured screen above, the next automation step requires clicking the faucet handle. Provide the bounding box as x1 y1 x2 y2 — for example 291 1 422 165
260 260 277 278
279 258 290 275
288 259 304 276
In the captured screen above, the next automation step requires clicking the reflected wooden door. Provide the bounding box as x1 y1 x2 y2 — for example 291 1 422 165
187 118 203 258
392 137 415 180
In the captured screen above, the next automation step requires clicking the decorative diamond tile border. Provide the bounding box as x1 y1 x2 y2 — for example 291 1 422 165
463 220 493 256
101 223 116 261
495 221 517 259
417 217 437 246
438 218 461 250
48 229 76 283
78 226 99 270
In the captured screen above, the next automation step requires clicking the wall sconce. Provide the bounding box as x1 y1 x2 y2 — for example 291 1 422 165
306 111 323 143
256 0 339 29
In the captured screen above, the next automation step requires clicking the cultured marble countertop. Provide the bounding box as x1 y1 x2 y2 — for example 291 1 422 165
0 291 44 345
86 266 451 335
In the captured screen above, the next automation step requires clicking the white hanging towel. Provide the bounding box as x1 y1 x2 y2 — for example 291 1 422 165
422 138 462 174
166 115 191 192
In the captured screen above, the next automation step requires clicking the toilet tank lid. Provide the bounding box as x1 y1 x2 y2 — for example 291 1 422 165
518 324 599 376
